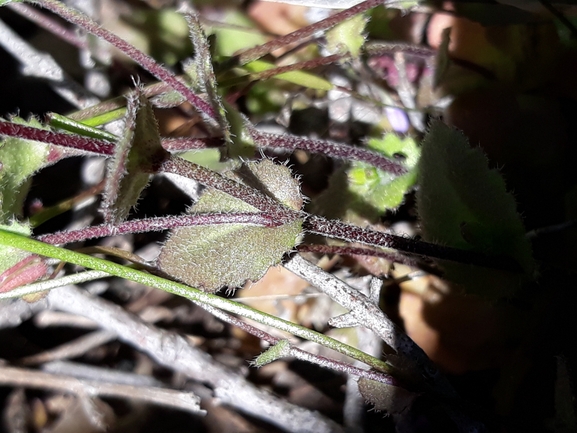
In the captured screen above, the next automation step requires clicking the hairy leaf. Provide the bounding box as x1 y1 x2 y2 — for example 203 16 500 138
0 117 52 221
416 121 534 299
184 10 230 142
102 92 167 223
325 12 367 57
358 378 418 414
253 340 291 367
158 159 303 292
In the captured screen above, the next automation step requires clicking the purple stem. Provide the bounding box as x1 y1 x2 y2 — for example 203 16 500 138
233 0 383 65
159 157 296 223
0 120 221 156
297 244 418 267
0 121 115 155
37 213 277 245
304 215 522 272
161 137 222 152
9 2 87 49
250 128 406 175
32 0 217 122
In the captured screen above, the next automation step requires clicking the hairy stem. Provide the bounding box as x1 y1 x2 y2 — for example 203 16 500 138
0 120 114 155
230 0 383 65
305 215 522 272
250 128 406 175
8 2 87 49
159 157 296 222
297 244 418 267
31 0 217 123
37 213 278 245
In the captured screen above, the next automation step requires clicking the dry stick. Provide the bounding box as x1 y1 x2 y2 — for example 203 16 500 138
285 257 485 431
231 0 383 65
0 298 47 329
53 360 164 389
46 285 344 433
32 0 217 123
42 360 164 388
284 254 457 398
0 18 98 109
0 365 204 415
343 325 383 432
19 330 116 366
34 310 100 329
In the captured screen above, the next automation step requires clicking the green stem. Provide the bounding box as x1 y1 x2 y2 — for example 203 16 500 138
0 229 390 373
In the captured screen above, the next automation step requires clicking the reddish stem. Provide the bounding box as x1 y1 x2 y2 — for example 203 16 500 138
304 215 522 272
250 128 406 175
0 123 520 271
9 3 87 49
159 157 296 223
297 244 418 267
232 0 383 65
0 121 115 155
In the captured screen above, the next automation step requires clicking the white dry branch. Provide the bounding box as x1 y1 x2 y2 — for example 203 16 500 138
0 18 99 109
42 360 165 388
19 329 116 366
44 285 344 433
0 365 204 415
283 254 456 398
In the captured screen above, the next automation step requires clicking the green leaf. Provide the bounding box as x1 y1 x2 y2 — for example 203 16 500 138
205 10 267 58
243 60 334 91
75 108 126 128
221 101 256 159
0 117 50 221
158 159 304 292
325 12 367 57
348 133 420 214
0 221 30 270
184 10 230 142
357 377 418 414
253 340 291 367
48 112 118 142
102 92 167 223
416 121 534 299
